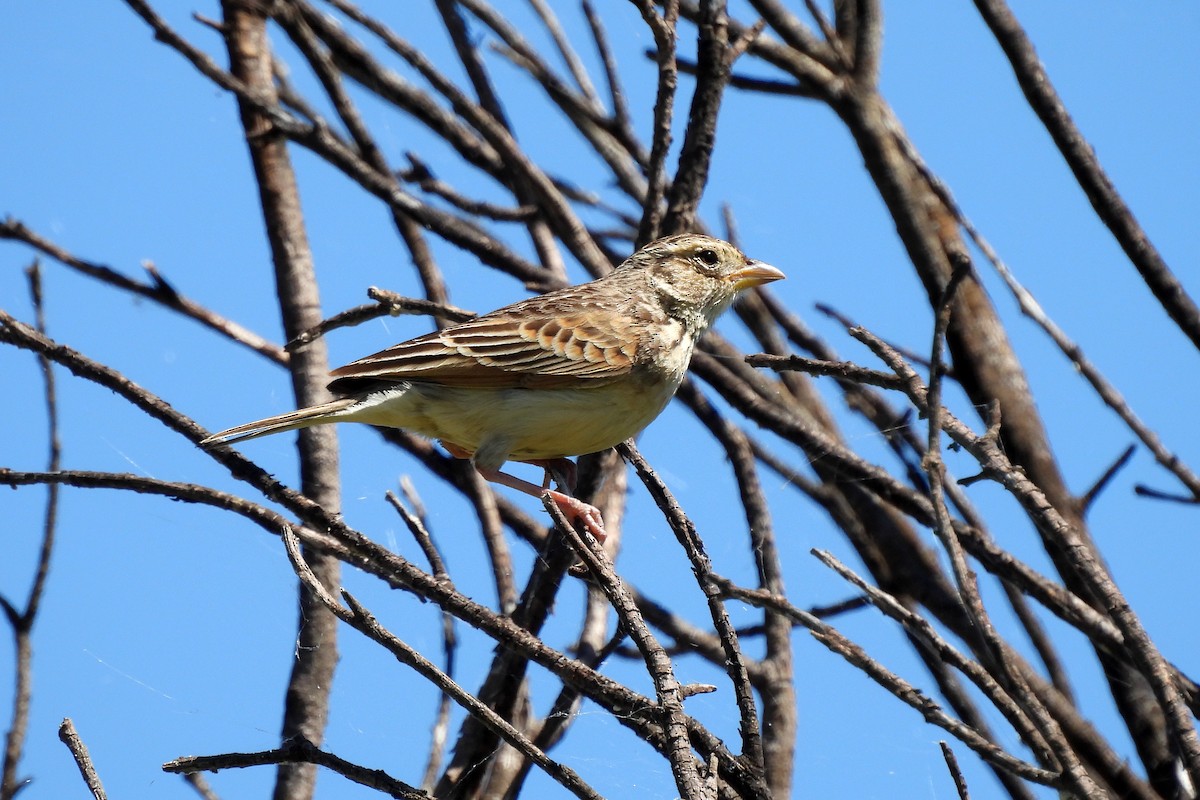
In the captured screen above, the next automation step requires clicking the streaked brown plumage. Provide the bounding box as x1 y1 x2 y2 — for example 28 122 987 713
201 233 784 538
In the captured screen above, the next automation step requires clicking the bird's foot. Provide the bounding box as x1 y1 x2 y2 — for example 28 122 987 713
544 489 606 544
474 464 604 543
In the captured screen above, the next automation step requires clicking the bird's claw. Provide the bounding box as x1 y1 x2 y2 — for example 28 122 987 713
547 490 606 544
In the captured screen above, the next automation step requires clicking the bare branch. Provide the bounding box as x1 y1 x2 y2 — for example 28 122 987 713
58 720 107 800
541 498 709 800
286 288 475 351
0 218 286 365
1 263 61 800
940 741 971 800
164 735 425 799
280 527 605 800
716 580 1061 787
973 0 1200 352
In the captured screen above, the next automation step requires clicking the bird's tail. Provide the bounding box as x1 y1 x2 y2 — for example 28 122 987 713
200 397 359 446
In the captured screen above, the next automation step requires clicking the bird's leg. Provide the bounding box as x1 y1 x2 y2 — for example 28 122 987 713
522 457 578 495
474 465 606 544
440 442 604 541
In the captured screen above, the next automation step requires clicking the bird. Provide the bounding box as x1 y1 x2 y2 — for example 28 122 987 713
201 233 784 540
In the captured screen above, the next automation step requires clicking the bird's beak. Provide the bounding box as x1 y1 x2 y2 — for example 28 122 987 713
728 261 786 290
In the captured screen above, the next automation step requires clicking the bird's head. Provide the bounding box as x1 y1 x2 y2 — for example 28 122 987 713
627 233 786 331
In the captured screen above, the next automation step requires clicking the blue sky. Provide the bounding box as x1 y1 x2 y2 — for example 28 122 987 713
2 2 1198 798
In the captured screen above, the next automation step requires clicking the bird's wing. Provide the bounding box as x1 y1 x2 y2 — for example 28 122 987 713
328 295 641 391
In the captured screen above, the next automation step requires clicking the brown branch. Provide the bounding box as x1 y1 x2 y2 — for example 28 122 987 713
164 735 425 800
683 0 840 97
58 719 107 800
675 383 793 794
1079 444 1137 516
499 628 629 800
812 549 1059 769
849 0 882 85
401 158 539 221
181 772 221 800
1000 584 1075 708
619 441 767 782
808 595 870 619
973 0 1200 353
633 0 679 244
0 469 346 558
661 0 740 235
0 310 212 445
528 0 601 107
384 488 456 791
0 218 286 365
219 8 342 799
940 741 971 800
744 0 839 68
853 323 1200 786
920 266 1075 784
582 0 636 153
541 499 709 800
626 587 758 674
715 580 1061 787
280 527 604 800
433 517 574 797
745 352 906 390
1 263 61 800
690 348 938 524
286 287 475 351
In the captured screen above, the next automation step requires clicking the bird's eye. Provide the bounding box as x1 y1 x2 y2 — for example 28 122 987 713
697 248 719 266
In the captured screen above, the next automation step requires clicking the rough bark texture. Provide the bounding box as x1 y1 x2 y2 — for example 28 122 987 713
222 4 343 799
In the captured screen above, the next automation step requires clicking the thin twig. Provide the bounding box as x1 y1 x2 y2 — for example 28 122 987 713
940 741 971 800
973 0 1200 352
715 580 1060 786
526 0 601 107
1 262 62 800
164 735 425 799
58 719 107 800
181 771 222 800
279 528 604 800
0 218 286 364
540 497 710 800
383 488 455 791
286 288 475 351
633 0 679 244
433 511 574 797
811 549 1053 766
852 323 1200 784
746 352 906 390
1079 444 1137 516
898 124 1200 502
618 440 767 776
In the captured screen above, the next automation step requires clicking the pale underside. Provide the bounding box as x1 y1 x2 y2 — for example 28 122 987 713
340 374 682 469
